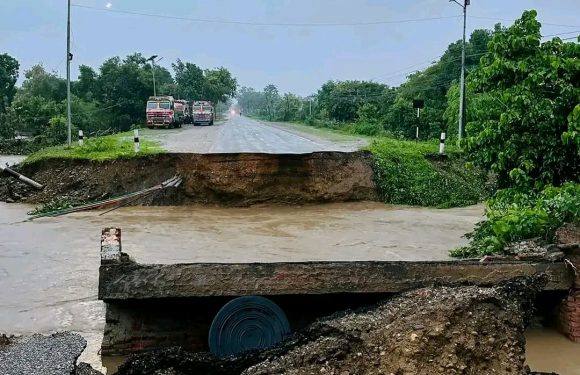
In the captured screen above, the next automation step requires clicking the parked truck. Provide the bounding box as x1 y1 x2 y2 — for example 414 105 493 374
192 101 215 126
174 100 190 125
145 96 183 129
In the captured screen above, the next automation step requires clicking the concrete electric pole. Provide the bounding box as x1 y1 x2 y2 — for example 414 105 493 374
450 0 469 140
147 55 163 97
66 0 72 145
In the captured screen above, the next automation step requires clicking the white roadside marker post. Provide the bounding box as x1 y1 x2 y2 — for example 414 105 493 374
134 129 140 153
439 132 446 155
78 130 84 146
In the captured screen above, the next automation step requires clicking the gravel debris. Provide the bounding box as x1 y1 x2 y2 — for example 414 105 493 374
0 332 86 375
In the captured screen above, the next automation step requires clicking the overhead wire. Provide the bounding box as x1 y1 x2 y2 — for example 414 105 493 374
70 4 461 27
469 15 580 28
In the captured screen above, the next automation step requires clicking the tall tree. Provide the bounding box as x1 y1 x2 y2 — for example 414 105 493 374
465 10 580 188
263 84 279 120
172 59 205 100
203 67 237 104
0 53 19 113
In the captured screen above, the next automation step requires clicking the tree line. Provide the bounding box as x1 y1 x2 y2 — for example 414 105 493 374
0 53 237 150
237 27 495 139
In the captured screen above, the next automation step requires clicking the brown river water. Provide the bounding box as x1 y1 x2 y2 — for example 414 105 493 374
1 201 578 373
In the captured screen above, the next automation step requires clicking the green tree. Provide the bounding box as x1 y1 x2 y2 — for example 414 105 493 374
203 67 237 104
0 53 19 114
19 64 66 102
263 84 279 120
172 59 205 100
465 10 580 188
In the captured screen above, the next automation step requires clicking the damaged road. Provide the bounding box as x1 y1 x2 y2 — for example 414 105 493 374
108 277 549 375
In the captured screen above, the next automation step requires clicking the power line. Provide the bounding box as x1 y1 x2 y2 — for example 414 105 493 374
71 4 461 27
470 15 580 28
542 30 580 38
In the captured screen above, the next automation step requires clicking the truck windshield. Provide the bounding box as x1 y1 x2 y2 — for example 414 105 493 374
146 102 157 109
159 102 171 109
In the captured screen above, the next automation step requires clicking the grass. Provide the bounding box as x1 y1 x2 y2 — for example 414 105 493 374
24 132 164 163
368 138 492 207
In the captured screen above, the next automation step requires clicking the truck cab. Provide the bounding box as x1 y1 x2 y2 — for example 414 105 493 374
192 101 215 126
146 96 179 129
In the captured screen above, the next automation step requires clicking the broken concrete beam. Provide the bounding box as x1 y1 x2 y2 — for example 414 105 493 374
99 260 573 301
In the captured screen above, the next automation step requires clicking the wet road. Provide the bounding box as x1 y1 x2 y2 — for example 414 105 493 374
142 115 366 153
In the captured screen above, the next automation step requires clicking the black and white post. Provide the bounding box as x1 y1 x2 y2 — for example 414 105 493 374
439 132 446 155
134 129 140 153
78 130 84 146
412 99 424 141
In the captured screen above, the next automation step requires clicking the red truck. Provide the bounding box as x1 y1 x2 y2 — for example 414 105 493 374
192 101 215 126
145 96 183 129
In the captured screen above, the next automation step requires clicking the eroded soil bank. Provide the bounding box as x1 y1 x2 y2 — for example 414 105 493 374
0 152 378 206
104 278 548 375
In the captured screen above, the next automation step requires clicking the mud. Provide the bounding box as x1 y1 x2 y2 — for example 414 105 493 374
0 152 377 206
110 277 547 375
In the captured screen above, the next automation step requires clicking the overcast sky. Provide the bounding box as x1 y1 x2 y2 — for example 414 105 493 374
2 0 579 96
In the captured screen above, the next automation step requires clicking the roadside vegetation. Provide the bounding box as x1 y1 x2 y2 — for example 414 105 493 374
0 53 236 154
368 139 490 208
451 11 579 257
23 132 163 163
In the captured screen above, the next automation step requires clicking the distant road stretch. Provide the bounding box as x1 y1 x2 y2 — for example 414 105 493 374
143 115 367 154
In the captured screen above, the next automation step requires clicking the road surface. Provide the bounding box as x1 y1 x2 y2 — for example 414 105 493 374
141 115 368 153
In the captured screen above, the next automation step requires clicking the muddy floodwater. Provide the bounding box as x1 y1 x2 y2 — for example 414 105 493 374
1 201 579 373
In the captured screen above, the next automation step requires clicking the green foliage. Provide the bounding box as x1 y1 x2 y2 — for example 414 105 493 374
464 10 580 188
368 138 490 207
0 53 19 114
24 132 163 163
451 183 580 257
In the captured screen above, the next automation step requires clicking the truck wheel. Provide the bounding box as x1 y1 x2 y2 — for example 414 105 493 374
209 296 290 357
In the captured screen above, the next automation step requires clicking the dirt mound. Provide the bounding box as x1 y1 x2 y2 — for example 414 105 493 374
0 152 378 206
114 277 547 375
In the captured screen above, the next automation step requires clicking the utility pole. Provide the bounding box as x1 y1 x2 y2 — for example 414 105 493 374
152 61 156 96
66 0 72 145
450 0 469 140
147 55 163 96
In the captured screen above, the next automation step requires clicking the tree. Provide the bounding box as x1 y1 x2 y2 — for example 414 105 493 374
203 67 237 104
0 53 19 114
172 59 205 100
20 64 66 102
263 84 279 120
465 10 580 188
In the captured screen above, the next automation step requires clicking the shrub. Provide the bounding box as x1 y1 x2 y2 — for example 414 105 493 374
368 138 491 207
451 183 580 258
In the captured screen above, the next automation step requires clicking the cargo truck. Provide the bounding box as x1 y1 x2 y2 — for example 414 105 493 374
146 96 183 129
192 101 215 126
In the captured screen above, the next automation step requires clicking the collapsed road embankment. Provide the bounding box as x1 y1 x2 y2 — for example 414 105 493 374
0 278 560 375
0 152 378 206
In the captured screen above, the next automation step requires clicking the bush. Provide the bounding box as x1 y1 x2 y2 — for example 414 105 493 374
451 183 580 257
368 138 491 207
